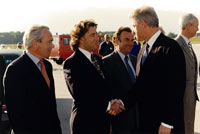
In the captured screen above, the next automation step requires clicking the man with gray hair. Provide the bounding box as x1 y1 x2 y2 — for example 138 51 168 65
3 25 62 134
99 34 114 56
112 6 186 134
175 13 199 134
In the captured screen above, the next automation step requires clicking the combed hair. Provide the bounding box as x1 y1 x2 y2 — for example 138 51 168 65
179 13 196 30
130 6 159 27
70 20 97 51
23 25 49 48
116 27 132 41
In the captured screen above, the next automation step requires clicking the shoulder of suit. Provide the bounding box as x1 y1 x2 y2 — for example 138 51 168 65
102 51 116 60
129 54 137 60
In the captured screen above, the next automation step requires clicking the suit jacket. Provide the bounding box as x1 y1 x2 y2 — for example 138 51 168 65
3 53 61 134
63 49 110 134
99 41 114 56
103 51 137 133
0 55 6 121
123 33 186 134
175 35 198 134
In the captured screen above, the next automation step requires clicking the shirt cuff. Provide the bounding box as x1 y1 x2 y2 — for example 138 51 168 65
107 101 111 111
161 122 174 129
106 99 124 111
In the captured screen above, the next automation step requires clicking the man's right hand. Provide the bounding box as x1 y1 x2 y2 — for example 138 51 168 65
107 99 125 116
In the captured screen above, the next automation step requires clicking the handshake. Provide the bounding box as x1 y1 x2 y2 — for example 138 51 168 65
107 99 125 116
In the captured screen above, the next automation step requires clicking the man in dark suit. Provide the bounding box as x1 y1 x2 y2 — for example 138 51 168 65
99 34 115 56
63 20 124 134
0 55 6 122
103 27 137 134
175 13 199 134
3 25 62 134
112 6 186 134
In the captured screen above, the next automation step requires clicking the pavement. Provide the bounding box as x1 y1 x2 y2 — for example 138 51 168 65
53 44 200 134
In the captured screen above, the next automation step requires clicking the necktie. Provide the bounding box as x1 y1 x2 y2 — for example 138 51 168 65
136 43 147 76
39 60 50 88
188 42 195 57
141 44 149 65
124 56 136 84
91 54 105 78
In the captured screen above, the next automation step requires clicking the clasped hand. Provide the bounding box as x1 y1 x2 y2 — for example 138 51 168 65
107 99 125 116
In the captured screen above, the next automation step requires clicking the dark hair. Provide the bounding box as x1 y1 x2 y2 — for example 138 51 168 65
116 27 132 41
70 20 97 51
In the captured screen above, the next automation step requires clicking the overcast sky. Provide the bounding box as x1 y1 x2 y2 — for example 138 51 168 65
1 0 200 34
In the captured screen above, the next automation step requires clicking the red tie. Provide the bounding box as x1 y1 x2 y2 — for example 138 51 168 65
39 60 50 88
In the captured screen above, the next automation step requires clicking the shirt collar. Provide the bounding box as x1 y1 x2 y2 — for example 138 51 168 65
180 34 190 45
78 47 92 62
26 50 40 65
117 50 129 60
147 30 161 48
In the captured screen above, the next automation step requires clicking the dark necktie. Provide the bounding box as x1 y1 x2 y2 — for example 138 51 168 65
39 60 50 88
91 54 105 78
124 56 136 84
141 43 149 65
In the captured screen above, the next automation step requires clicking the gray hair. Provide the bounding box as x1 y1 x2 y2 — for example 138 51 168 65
130 6 159 27
104 34 109 40
23 24 49 48
179 13 196 30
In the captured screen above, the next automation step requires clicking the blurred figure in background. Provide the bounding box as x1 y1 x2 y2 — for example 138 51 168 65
17 42 22 49
112 32 118 47
99 34 114 56
175 13 199 134
130 32 141 57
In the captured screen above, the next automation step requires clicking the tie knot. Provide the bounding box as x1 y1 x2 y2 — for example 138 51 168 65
39 60 44 67
91 54 95 62
124 55 129 61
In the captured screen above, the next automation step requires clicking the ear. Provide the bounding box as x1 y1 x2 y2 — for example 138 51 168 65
141 20 146 27
116 38 120 45
79 37 84 44
32 40 38 48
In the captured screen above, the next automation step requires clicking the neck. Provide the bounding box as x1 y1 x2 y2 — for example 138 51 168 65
181 31 190 39
27 48 42 60
145 27 159 42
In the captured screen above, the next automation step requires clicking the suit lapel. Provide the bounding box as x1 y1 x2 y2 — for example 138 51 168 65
23 54 52 89
178 36 196 67
114 51 135 84
75 49 104 79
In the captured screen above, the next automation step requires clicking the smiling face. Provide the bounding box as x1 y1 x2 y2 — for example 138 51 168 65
118 31 134 55
80 26 99 52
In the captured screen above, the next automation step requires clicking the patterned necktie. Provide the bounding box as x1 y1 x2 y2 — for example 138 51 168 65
91 54 105 79
124 56 136 84
39 60 50 88
188 42 194 57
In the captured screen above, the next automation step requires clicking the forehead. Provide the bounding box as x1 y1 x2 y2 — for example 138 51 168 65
86 26 97 34
132 19 139 26
120 31 133 38
194 17 199 25
42 29 52 38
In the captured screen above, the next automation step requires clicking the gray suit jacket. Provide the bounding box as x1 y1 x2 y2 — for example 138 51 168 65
175 35 199 134
103 51 137 133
